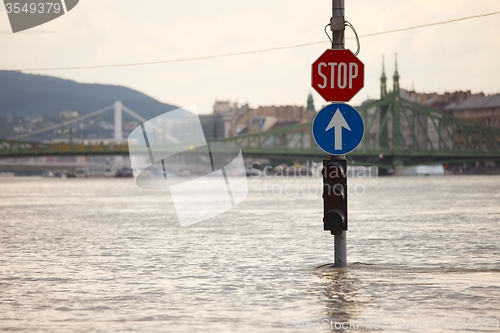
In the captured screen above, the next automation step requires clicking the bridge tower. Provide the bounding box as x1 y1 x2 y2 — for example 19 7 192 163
114 100 123 141
379 56 389 149
114 100 124 166
380 55 387 99
391 54 404 174
393 53 400 94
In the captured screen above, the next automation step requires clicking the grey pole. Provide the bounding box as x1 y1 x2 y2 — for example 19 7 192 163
331 0 345 50
331 0 347 268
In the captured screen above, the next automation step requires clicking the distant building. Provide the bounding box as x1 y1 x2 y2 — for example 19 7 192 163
201 96 317 139
200 100 249 139
235 95 317 135
402 90 473 113
237 105 303 134
399 90 500 128
449 94 500 128
59 110 79 119
199 113 226 139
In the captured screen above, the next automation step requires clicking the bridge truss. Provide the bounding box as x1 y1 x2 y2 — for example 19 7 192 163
223 92 500 169
1 93 500 170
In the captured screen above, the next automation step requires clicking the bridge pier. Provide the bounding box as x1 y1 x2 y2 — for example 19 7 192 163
393 157 404 176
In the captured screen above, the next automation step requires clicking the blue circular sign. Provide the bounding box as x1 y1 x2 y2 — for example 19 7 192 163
312 103 364 155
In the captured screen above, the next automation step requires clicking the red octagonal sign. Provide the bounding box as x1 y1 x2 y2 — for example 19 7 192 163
311 49 365 102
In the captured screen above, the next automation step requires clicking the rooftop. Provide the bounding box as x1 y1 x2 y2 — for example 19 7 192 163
453 94 500 110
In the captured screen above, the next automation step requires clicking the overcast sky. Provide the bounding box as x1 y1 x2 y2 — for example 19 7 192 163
1 0 499 114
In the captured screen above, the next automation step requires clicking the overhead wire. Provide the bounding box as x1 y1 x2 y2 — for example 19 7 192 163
6 11 500 71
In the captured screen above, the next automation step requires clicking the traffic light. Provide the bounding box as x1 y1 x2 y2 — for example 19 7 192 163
322 158 347 235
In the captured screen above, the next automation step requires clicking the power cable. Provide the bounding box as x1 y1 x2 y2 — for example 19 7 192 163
6 11 499 71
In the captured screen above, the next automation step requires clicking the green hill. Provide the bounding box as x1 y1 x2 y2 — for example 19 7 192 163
0 71 178 119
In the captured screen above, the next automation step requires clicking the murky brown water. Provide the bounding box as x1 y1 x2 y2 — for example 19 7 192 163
1 176 499 332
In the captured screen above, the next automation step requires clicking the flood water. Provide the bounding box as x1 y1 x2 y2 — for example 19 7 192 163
1 175 499 332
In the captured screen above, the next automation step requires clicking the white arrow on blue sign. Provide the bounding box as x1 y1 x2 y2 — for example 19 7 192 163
312 103 364 155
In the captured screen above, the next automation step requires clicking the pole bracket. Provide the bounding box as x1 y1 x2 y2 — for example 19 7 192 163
330 16 345 31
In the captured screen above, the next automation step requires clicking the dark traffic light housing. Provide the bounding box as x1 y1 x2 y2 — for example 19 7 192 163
322 158 347 235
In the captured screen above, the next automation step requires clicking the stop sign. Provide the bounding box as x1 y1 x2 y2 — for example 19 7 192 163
311 49 364 102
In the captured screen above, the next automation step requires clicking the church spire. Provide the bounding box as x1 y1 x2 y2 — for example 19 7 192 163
393 53 400 94
380 55 387 98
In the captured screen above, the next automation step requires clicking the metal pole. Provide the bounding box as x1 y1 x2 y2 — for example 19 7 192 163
331 0 347 268
331 0 345 50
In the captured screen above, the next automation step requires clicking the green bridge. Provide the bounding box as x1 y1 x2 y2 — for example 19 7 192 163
223 91 500 170
2 86 500 171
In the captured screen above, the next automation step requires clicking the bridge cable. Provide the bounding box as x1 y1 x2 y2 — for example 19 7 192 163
122 105 181 143
8 105 113 140
122 105 147 123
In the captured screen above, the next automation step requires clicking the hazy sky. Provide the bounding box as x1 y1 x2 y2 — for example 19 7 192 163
1 0 499 114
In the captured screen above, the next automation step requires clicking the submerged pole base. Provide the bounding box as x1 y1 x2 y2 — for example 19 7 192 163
334 231 347 267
